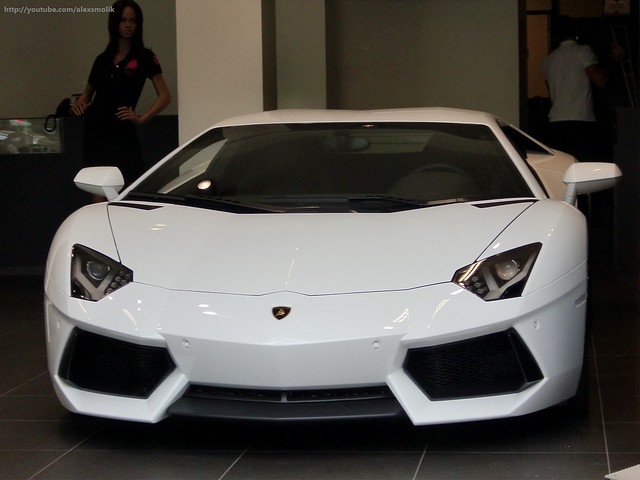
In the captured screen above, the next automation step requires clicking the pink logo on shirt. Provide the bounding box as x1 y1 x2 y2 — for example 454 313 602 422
125 59 139 71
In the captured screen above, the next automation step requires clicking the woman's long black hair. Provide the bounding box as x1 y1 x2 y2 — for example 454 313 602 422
104 0 145 56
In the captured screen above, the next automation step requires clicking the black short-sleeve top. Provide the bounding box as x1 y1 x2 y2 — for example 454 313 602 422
86 48 162 124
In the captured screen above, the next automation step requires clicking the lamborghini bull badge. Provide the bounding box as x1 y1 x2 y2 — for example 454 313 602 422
272 306 291 320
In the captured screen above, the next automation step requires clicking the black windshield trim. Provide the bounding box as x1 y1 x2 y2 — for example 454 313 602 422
124 192 279 214
109 202 163 211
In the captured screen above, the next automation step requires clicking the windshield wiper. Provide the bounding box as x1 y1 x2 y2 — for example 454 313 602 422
183 195 280 213
124 191 175 202
260 194 432 212
124 192 278 214
345 195 430 209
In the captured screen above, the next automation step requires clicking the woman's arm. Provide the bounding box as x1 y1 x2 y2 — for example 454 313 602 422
70 84 94 116
116 73 172 124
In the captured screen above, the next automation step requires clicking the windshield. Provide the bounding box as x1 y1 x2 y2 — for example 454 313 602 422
127 122 533 213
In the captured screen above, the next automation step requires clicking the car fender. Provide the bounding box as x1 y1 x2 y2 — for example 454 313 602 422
45 204 119 299
481 199 587 295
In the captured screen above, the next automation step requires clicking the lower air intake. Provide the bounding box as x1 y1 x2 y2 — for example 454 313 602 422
58 328 175 398
404 328 543 400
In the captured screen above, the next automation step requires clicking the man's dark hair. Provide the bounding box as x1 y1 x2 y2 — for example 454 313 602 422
554 15 577 42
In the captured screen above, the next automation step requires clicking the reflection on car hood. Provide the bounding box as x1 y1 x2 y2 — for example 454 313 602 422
108 201 533 295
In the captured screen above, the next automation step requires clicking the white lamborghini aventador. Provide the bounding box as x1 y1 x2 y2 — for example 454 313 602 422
45 108 621 424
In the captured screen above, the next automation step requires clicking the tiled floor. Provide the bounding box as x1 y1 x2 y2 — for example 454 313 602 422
1 204 638 479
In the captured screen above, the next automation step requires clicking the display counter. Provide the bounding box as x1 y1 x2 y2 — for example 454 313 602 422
0 117 61 154
0 115 178 275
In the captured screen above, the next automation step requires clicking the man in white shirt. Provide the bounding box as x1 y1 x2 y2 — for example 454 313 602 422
544 16 616 160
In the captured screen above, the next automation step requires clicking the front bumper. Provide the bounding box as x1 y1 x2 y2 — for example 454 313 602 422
45 263 587 424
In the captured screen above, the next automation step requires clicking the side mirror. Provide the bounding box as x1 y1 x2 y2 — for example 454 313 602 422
74 167 124 201
563 162 622 205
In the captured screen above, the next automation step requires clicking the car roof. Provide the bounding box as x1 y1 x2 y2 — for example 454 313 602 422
213 108 499 128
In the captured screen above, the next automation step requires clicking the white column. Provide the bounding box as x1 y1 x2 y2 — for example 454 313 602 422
176 0 265 143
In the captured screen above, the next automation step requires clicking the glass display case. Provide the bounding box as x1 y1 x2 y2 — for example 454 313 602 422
0 118 62 154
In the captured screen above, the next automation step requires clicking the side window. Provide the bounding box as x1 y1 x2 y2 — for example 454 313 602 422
500 125 552 159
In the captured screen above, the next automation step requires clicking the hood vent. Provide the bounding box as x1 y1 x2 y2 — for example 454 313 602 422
109 202 163 211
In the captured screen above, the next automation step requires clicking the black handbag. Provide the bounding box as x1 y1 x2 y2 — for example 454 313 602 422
45 98 72 132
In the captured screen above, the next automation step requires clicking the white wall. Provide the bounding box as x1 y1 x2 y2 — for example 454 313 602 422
175 0 265 143
416 0 520 123
327 0 521 124
276 0 326 109
0 0 177 118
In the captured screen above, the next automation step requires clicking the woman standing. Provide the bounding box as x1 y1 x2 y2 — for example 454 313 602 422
71 0 171 187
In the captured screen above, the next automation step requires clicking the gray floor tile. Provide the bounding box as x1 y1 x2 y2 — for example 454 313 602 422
600 390 640 423
424 413 606 454
0 451 66 480
247 421 429 452
0 420 100 451
224 452 423 480
32 450 241 480
0 394 70 421
6 371 55 396
603 423 640 453
414 452 609 480
0 355 48 396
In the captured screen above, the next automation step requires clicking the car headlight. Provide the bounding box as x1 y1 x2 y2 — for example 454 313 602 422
70 244 133 301
453 243 542 301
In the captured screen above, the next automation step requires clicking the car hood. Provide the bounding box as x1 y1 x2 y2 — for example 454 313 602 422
108 201 533 295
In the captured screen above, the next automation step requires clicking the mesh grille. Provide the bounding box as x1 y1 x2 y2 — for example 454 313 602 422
404 328 542 400
185 385 393 404
59 328 175 398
